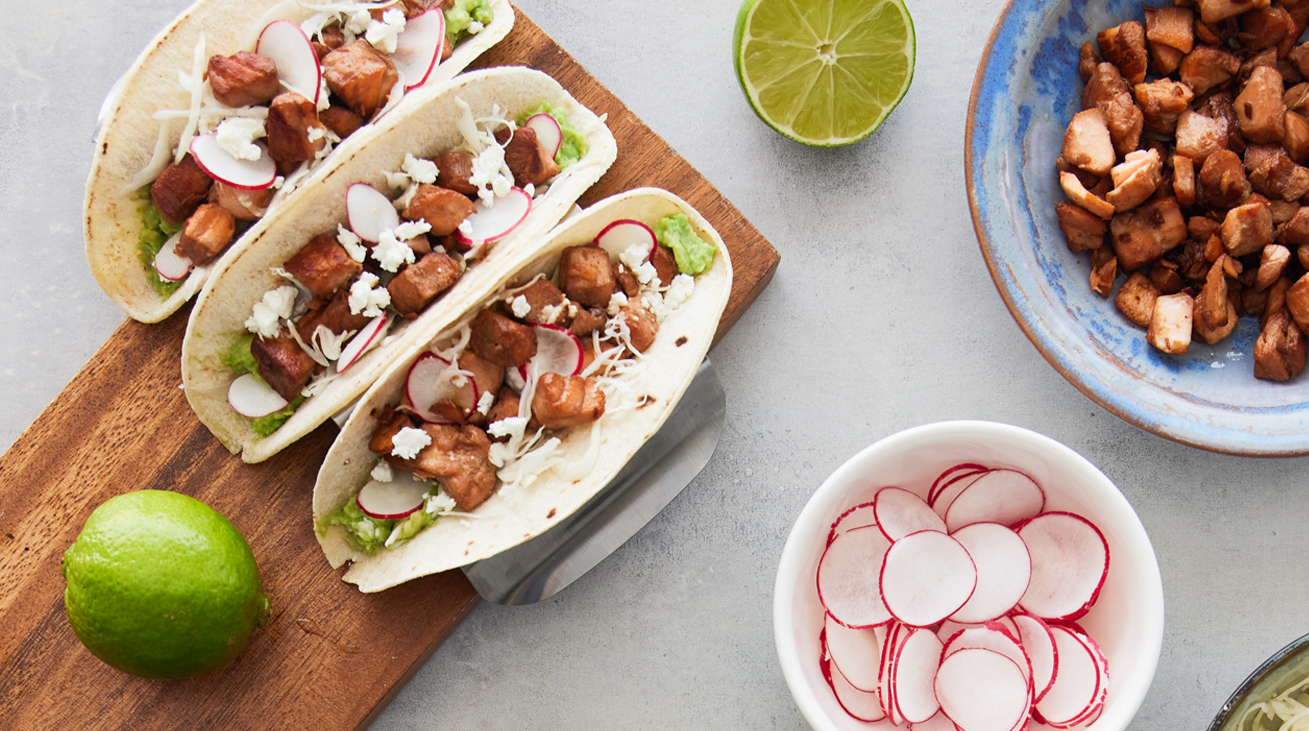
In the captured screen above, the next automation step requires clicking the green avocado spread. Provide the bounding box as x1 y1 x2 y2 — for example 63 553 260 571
445 0 494 45
317 491 439 555
517 102 588 169
221 334 305 437
655 214 716 275
134 188 186 301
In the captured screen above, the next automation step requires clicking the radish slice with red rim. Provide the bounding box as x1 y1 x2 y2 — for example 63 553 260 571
346 183 400 243
944 468 1046 532
227 372 288 417
879 530 977 627
1034 625 1103 727
455 187 533 245
873 486 946 542
189 133 276 190
391 9 445 90
820 634 886 723
930 469 987 518
525 113 563 159
824 613 882 692
256 19 322 104
879 621 906 724
817 525 893 628
935 648 1031 731
523 324 583 380
911 711 960 731
356 471 431 519
594 218 656 261
929 463 988 505
405 351 478 424
337 313 391 373
1016 511 1109 621
1012 612 1059 703
826 501 877 545
941 624 1032 686
153 232 193 281
947 522 1032 623
891 626 944 724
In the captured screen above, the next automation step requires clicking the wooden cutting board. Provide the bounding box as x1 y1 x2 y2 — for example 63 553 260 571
0 9 778 730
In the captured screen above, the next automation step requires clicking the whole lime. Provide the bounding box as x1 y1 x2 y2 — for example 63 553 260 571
61 490 271 679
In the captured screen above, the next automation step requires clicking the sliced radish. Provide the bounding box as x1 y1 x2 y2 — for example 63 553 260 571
824 613 882 693
189 133 276 190
879 530 977 627
454 187 532 245
153 231 193 281
337 313 391 373
817 525 893 629
935 648 1031 731
879 622 906 724
929 463 989 505
941 624 1032 686
891 627 944 724
227 372 289 417
948 522 1032 623
931 469 987 518
874 486 946 542
937 615 1020 644
820 636 887 723
256 19 322 104
944 468 1046 532
912 711 961 731
524 113 563 159
1016 512 1109 621
347 182 401 243
1012 613 1059 703
1034 626 1102 727
827 501 877 545
405 351 478 424
355 471 430 519
522 324 583 380
391 8 445 90
593 218 656 261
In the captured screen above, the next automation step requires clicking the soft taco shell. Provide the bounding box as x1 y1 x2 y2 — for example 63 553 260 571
84 0 514 323
181 66 618 463
314 187 733 593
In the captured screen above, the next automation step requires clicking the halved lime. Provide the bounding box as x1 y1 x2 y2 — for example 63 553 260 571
733 0 916 146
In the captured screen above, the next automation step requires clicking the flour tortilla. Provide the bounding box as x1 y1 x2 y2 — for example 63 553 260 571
84 0 514 323
313 188 733 593
182 66 618 463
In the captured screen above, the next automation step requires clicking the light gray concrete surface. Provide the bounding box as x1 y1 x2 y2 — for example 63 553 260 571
6 0 1309 729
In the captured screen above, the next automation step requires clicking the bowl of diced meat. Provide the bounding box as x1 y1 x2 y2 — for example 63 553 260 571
967 0 1309 455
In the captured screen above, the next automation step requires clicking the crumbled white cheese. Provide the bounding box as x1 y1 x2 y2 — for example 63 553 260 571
366 8 406 54
524 183 535 198
607 291 629 316
469 143 511 205
402 153 438 184
337 224 367 263
663 273 695 312
619 242 653 272
635 260 659 285
476 389 495 415
538 303 561 324
488 416 528 440
383 169 411 189
307 126 325 143
245 285 298 337
215 116 266 161
345 8 372 34
468 20 484 33
394 219 432 241
457 218 474 237
510 294 531 318
391 426 431 459
348 272 391 317
371 461 394 482
425 492 457 514
372 229 416 272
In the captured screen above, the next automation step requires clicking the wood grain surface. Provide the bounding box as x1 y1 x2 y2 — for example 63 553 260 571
0 9 778 730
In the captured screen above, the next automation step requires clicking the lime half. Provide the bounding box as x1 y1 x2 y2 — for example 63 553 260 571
733 0 916 146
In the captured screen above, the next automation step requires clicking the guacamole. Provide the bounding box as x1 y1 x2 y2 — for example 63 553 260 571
655 214 716 275
134 188 186 300
445 0 494 44
518 102 588 169
318 492 439 555
221 334 304 437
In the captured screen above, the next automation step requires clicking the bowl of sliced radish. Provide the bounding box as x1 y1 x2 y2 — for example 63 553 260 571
774 421 1163 731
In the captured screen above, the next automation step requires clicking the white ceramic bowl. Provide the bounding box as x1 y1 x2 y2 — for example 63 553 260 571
774 421 1164 731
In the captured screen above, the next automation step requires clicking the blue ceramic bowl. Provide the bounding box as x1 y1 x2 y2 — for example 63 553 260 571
966 0 1309 456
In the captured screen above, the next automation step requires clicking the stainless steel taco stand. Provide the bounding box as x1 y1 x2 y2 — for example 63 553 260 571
461 357 726 604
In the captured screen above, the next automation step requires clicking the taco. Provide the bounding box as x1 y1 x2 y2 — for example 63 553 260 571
181 66 618 463
312 187 732 592
85 0 513 323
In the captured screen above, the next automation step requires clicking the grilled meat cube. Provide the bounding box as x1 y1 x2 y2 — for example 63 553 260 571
296 290 370 338
1174 109 1229 160
1097 21 1148 85
252 331 321 402
1115 271 1161 326
1196 0 1272 25
402 183 478 236
319 105 365 140
1079 41 1100 81
1287 273 1309 331
615 264 640 298
559 245 618 307
1134 79 1194 135
433 150 480 196
569 306 607 337
318 24 345 51
1152 42 1185 76
1268 199 1300 225
485 386 521 434
1198 149 1251 207
1247 149 1309 200
1194 296 1239 343
322 39 399 119
1256 244 1292 290
458 349 504 406
650 244 678 286
1254 309 1307 380
1173 154 1198 206
1277 205 1309 245
368 409 415 456
150 154 213 226
176 203 235 265
1180 46 1241 96
1110 197 1187 271
1221 200 1275 256
266 92 326 167
1060 171 1115 219
531 373 606 430
1107 149 1164 212
1151 261 1186 294
1056 201 1107 252
1204 92 1247 155
1062 108 1116 175
470 309 537 367
207 51 280 108
1235 66 1287 144
617 297 658 352
1081 62 1144 155
1283 111 1309 161
1239 5 1293 51
208 180 273 220
516 278 566 324
1199 258 1232 329
408 424 496 511
1082 61 1132 109
1144 5 1195 54
387 251 461 318
1147 292 1195 355
1089 246 1118 297
284 233 362 298
494 126 561 187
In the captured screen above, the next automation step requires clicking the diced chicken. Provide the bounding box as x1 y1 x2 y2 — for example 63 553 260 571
458 349 504 405
1056 201 1107 252
368 409 413 456
296 290 370 338
1239 6 1292 51
514 278 567 325
266 92 326 168
1060 171 1115 219
1254 309 1307 380
1194 296 1239 343
1235 66 1287 144
1152 42 1185 76
1147 292 1195 355
1221 200 1275 256
1089 246 1118 297
1198 149 1251 208
319 105 365 140
208 181 273 221
252 332 321 402
1174 109 1229 160
1199 258 1232 329
1195 0 1272 25
1134 79 1194 135
569 307 607 338
408 424 496 511
1180 46 1242 96
1256 244 1292 290
617 297 659 352
1287 273 1309 331
1106 149 1163 212
484 386 521 434
559 245 618 308
1144 5 1195 54
1081 63 1144 155
1079 41 1100 81
387 251 461 318
1247 150 1309 200
284 233 362 298
176 203 235 266
1109 197 1188 271
1062 109 1115 176
1097 21 1148 85
1151 262 1186 294
150 154 213 226
1173 154 1197 206
1115 271 1161 326
207 51 280 108
530 373 606 430
469 309 537 367
1278 206 1309 245
321 39 399 119
1268 200 1300 225
614 264 640 298
432 150 480 196
1283 111 1309 161
1082 61 1132 109
494 126 561 188
650 244 679 286
402 184 477 236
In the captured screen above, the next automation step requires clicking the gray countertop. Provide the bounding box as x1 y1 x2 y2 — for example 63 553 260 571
5 0 1309 728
